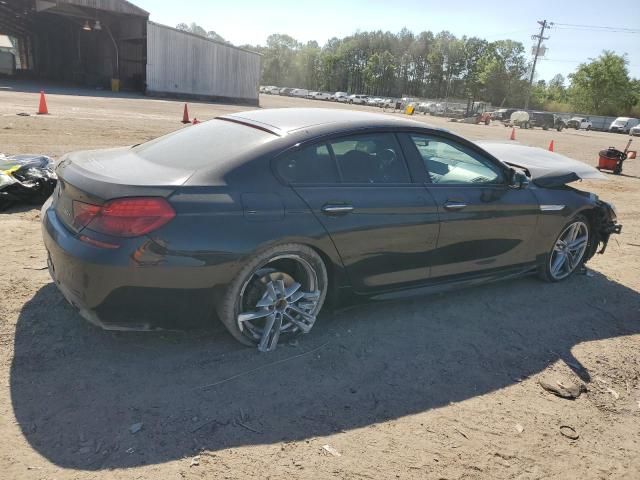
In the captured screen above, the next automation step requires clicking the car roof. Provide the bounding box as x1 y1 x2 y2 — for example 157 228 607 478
219 108 440 136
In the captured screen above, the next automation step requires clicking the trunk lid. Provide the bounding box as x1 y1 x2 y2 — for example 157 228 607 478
53 147 187 233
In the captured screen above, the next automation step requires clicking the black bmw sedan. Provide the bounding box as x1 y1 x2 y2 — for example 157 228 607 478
42 108 621 351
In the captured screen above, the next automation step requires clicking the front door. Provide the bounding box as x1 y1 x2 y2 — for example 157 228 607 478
404 132 540 279
275 132 440 292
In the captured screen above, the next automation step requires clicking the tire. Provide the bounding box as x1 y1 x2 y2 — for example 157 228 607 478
217 243 328 350
538 215 591 283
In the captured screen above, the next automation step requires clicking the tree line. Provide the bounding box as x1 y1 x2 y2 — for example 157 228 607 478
178 23 639 116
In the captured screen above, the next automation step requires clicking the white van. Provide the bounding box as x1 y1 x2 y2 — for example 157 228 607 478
291 89 309 98
609 117 640 134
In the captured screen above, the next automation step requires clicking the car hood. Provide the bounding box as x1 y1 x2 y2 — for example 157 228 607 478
476 141 606 187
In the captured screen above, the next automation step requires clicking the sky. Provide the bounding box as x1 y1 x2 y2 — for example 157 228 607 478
133 0 640 82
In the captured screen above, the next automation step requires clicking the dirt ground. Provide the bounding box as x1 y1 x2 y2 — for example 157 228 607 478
1 84 639 480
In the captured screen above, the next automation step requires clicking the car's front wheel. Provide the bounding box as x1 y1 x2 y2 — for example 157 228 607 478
217 244 328 351
538 216 590 282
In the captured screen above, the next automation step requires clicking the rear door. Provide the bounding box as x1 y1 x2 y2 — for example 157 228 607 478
276 131 439 292
402 132 539 279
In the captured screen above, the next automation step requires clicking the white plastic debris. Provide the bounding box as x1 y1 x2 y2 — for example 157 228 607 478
322 444 341 457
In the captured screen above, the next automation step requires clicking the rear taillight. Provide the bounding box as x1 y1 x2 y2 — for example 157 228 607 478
72 201 101 230
72 197 175 237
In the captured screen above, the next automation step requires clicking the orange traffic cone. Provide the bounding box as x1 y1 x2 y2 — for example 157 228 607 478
548 140 554 152
509 127 516 141
37 90 49 115
181 103 190 124
192 118 200 125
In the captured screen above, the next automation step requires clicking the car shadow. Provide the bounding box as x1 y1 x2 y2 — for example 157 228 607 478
10 271 640 470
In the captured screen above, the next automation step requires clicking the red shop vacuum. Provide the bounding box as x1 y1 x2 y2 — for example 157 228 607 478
597 139 636 175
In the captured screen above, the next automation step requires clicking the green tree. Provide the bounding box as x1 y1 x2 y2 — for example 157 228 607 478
479 40 528 107
241 28 637 114
568 51 635 115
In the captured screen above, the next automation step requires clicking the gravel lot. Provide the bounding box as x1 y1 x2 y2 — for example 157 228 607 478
1 85 639 479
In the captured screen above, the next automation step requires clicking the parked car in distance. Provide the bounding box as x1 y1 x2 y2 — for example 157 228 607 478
529 111 566 131
609 117 640 134
493 108 518 124
417 102 440 115
334 92 350 103
42 108 621 353
263 86 280 95
291 89 309 98
630 124 640 136
348 94 368 105
312 91 332 100
279 87 294 96
366 97 383 106
567 117 592 130
382 98 401 109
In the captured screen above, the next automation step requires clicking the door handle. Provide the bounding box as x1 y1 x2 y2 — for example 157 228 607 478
443 202 467 211
321 204 354 215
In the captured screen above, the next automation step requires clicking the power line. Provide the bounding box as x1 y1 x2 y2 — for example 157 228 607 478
552 22 640 34
553 27 640 34
541 58 640 68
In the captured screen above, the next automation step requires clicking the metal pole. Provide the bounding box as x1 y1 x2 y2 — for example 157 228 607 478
105 23 119 79
524 20 550 110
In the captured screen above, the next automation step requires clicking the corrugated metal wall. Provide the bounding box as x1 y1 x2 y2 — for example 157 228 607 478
146 22 260 105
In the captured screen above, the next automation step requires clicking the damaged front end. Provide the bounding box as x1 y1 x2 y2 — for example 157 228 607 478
586 200 622 260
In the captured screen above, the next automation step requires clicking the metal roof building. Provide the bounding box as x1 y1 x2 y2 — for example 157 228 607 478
0 0 260 105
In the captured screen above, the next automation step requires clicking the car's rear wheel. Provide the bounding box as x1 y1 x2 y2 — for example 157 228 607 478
538 216 590 282
217 244 328 351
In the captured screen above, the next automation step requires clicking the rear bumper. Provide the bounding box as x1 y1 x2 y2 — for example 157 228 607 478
41 198 221 330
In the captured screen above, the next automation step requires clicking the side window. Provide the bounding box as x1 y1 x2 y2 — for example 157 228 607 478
410 135 504 185
277 144 338 184
329 133 410 184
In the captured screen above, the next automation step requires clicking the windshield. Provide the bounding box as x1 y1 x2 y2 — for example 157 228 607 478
133 120 274 169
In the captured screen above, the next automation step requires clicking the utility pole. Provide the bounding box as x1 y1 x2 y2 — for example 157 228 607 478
524 19 551 110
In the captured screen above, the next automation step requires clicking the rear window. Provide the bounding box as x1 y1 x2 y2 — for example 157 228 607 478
132 120 273 168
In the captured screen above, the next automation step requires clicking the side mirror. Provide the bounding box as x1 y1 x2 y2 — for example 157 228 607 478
509 170 530 189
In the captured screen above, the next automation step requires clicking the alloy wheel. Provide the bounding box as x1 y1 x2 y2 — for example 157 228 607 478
549 221 589 280
237 255 321 352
